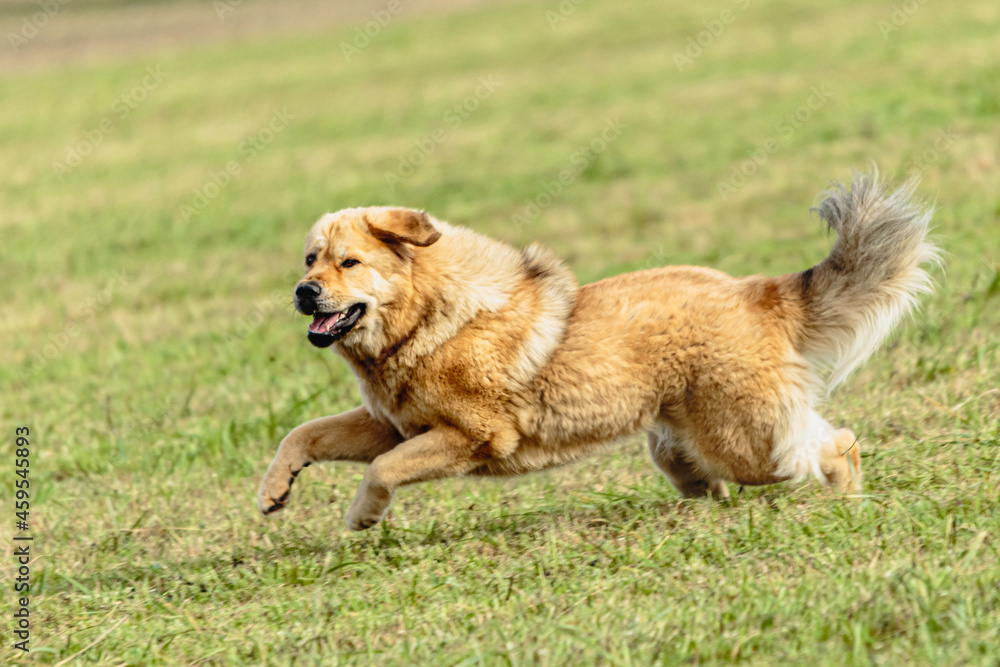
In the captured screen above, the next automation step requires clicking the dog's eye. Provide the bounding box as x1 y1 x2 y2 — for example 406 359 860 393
305 254 317 267
341 258 360 268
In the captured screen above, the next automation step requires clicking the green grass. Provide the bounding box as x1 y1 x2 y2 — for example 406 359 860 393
2 0 999 664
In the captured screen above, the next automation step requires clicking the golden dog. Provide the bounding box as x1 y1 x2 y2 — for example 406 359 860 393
258 173 937 530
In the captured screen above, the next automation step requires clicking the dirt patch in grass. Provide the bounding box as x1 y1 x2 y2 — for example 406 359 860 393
0 0 498 75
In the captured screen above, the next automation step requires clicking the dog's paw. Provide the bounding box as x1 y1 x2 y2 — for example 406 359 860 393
257 463 309 516
822 428 862 492
345 483 392 531
346 514 381 531
345 502 386 531
708 479 731 499
839 430 862 491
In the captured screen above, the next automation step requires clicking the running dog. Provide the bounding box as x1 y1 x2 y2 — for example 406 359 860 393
258 172 937 530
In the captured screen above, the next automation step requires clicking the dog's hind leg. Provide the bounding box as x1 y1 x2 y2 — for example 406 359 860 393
257 407 403 516
647 426 730 499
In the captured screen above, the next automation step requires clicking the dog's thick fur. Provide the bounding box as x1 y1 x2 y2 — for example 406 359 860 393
258 173 938 530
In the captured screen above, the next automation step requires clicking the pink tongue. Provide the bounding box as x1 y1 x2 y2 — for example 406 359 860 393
309 312 341 334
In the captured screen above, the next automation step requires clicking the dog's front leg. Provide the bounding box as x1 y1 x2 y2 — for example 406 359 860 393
345 426 479 531
257 407 402 515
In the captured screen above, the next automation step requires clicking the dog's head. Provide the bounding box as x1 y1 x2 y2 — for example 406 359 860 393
294 207 441 351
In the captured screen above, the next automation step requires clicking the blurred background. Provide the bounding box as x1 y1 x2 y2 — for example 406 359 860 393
1 0 998 663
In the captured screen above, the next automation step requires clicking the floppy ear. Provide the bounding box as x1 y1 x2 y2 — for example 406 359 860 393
366 208 441 247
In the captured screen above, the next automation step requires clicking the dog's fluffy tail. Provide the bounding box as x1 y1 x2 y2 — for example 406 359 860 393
792 171 940 389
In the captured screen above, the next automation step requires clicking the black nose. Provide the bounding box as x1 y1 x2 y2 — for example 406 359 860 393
295 282 321 300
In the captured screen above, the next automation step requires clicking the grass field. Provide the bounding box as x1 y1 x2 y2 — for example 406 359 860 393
2 0 999 664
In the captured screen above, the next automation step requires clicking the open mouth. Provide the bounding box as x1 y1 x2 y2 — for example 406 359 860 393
306 303 366 348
